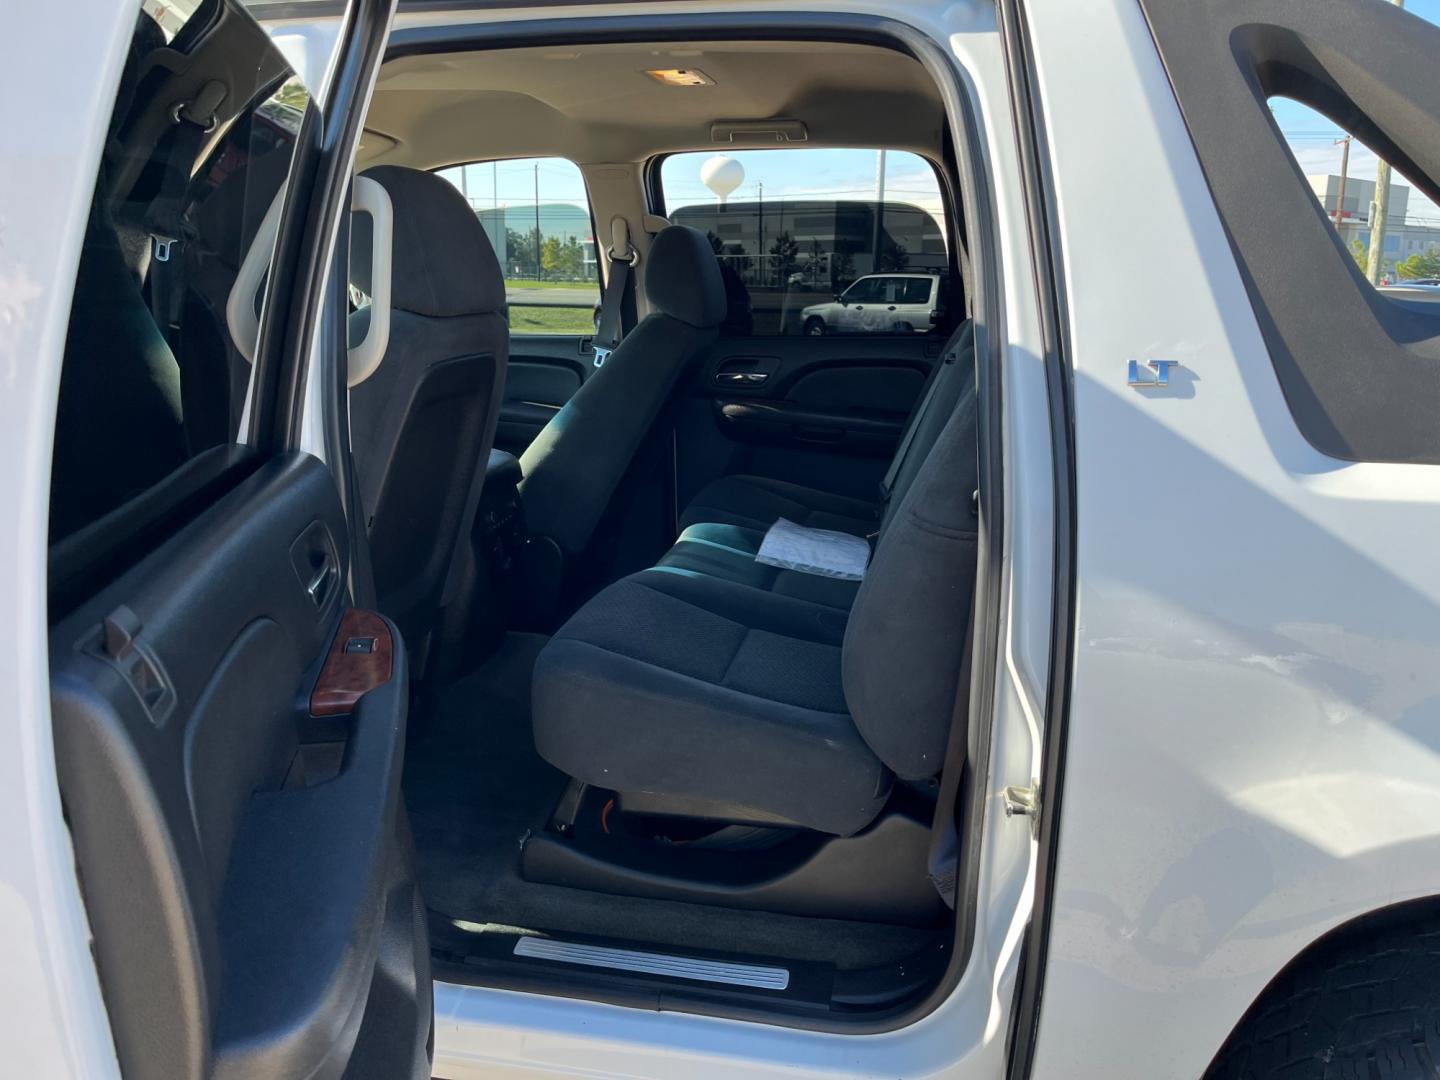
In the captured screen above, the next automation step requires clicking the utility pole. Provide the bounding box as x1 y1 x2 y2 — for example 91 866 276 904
872 148 887 273
532 162 541 283
1333 133 1353 230
757 181 765 284
1366 0 1404 284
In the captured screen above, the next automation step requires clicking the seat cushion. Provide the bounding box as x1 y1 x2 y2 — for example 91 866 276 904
531 568 891 836
679 475 879 535
656 522 862 611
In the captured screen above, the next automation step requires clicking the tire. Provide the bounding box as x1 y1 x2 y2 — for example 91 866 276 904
1207 912 1440 1079
804 316 826 336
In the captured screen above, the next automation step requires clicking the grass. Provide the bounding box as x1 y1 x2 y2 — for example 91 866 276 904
504 278 596 291
508 305 596 334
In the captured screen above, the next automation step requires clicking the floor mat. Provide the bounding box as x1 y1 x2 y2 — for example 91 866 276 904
403 632 943 971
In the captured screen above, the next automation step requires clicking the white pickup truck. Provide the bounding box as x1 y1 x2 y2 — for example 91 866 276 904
4 1 1439 1079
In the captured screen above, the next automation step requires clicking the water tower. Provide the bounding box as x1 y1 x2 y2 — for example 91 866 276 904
700 155 744 205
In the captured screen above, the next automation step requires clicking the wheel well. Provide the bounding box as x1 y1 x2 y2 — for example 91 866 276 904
1206 895 1440 1076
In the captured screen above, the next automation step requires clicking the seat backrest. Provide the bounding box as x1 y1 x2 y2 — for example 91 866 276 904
878 320 975 532
842 346 979 781
519 224 726 558
348 165 508 665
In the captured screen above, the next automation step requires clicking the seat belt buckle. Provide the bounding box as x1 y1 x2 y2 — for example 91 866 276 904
151 234 177 262
592 343 613 368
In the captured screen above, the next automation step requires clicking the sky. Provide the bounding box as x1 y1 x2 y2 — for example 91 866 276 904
444 0 1440 232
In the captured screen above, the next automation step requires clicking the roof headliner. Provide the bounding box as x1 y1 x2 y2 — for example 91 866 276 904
361 39 947 169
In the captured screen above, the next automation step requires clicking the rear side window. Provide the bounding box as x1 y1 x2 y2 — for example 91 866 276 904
435 157 601 335
50 1 310 546
1140 0 1440 464
1272 96 1440 299
657 148 953 337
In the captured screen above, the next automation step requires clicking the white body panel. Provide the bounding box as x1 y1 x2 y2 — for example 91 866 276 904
1026 1 1440 1077
0 2 133 1077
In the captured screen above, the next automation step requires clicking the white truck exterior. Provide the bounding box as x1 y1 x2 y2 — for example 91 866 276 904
3 0 1437 1078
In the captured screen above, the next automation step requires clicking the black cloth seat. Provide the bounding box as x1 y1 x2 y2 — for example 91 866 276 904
531 339 980 836
532 567 888 836
677 474 880 536
658 322 975 606
656 521 862 611
520 225 726 559
349 165 508 670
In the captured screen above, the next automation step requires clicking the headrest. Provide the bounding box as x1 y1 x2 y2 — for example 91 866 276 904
643 224 726 329
360 165 505 318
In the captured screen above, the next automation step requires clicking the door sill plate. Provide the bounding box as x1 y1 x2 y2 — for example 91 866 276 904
512 937 790 990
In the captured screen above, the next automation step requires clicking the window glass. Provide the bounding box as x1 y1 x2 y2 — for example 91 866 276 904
897 277 934 304
1273 94 1440 301
435 158 601 334
49 1 311 544
658 148 953 336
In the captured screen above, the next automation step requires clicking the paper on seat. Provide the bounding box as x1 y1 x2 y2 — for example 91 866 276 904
755 518 870 581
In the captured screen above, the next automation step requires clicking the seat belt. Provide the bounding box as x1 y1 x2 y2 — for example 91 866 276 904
927 587 977 909
592 216 637 367
144 81 225 349
879 320 974 504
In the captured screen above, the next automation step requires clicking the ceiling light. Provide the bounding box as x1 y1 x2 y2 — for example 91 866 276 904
644 68 715 87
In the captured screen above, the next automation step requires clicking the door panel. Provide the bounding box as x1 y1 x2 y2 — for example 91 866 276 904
676 335 939 507
49 454 429 1080
497 335 592 453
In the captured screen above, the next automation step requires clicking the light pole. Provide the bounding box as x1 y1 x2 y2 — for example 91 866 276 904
532 164 541 283
872 148 887 272
1367 0 1405 284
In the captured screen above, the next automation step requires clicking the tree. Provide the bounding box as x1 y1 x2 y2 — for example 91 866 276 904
1348 239 1368 273
829 241 856 291
768 231 800 287
705 230 726 256
1396 248 1440 280
800 238 828 287
506 228 537 277
555 235 585 280
878 238 910 272
541 235 564 276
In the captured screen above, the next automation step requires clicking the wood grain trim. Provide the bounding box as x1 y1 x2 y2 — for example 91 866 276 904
310 608 394 717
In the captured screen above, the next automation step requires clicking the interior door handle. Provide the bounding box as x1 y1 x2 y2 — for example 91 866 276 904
717 371 769 386
307 561 337 608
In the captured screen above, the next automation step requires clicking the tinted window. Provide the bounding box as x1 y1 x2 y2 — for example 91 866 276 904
49 2 309 544
896 277 934 304
436 157 600 334
658 148 952 336
843 277 883 303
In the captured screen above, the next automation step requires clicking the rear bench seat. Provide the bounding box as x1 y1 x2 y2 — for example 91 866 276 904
656 322 974 611
530 323 978 837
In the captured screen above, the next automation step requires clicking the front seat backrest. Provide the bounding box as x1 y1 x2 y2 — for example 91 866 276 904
519 224 726 558
349 164 508 665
